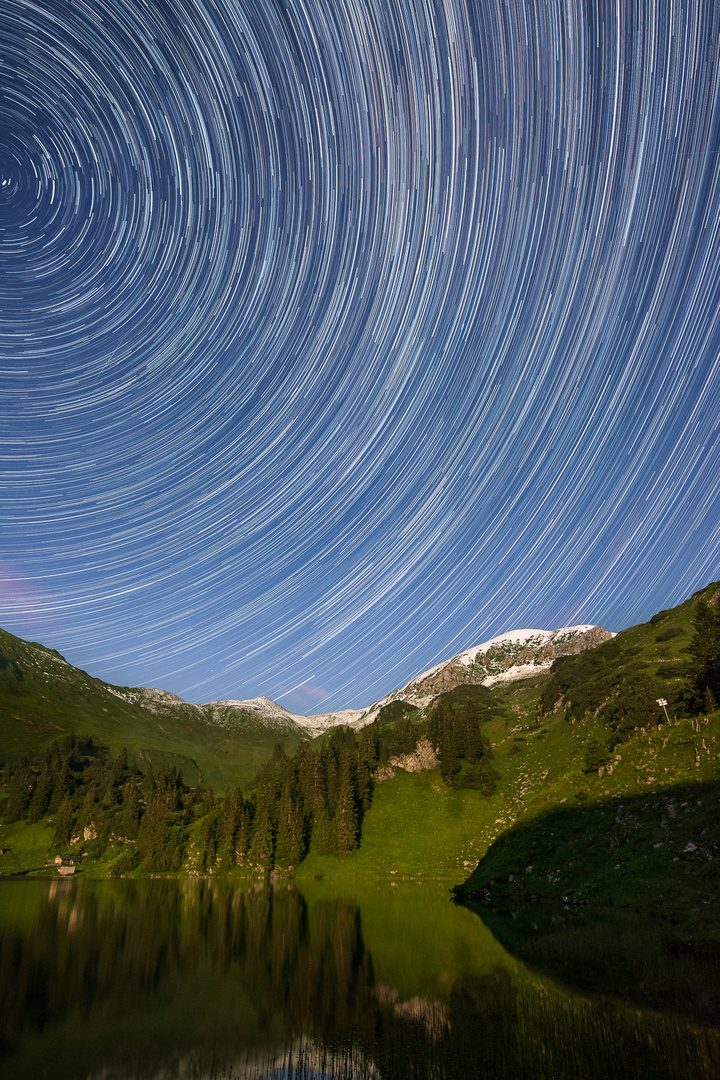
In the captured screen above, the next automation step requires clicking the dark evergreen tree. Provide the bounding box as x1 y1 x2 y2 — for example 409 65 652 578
236 804 253 861
247 791 275 869
139 790 176 871
217 784 245 867
27 763 54 823
333 760 358 855
52 797 75 845
274 784 305 867
140 764 156 801
4 762 34 823
314 803 337 856
429 686 499 791
356 743 373 813
78 788 99 831
115 780 141 839
323 740 341 818
297 741 325 819
189 782 216 820
688 598 720 710
583 737 611 773
112 747 130 782
47 762 72 815
196 809 219 872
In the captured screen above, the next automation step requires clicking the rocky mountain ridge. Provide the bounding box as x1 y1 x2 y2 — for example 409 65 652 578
359 624 614 722
106 686 366 738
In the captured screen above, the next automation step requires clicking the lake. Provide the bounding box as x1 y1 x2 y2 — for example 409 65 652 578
1 877 719 1079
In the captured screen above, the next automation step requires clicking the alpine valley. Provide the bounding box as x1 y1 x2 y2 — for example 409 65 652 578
2 579 720 954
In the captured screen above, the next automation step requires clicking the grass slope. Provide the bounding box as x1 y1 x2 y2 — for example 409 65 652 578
0 628 300 790
450 581 720 961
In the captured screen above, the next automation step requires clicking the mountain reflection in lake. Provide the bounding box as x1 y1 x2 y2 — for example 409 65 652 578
1 878 719 1080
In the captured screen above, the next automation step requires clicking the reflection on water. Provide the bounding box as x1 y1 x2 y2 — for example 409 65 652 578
470 897 720 1026
0 878 719 1079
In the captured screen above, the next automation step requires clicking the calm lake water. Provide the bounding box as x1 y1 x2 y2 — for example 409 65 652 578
1 877 719 1079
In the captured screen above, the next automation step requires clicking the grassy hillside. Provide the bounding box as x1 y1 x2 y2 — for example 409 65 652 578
298 580 720 895
3 579 720 914
450 579 720 960
0 628 300 790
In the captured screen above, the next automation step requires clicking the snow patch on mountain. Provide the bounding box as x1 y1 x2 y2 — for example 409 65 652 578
413 625 597 683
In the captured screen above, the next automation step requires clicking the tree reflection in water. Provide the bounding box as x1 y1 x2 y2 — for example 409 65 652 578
0 878 719 1080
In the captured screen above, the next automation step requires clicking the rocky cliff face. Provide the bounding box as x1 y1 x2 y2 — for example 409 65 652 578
412 662 468 698
376 738 439 781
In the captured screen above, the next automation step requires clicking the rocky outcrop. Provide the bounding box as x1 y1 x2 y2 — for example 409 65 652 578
548 624 612 656
201 697 366 737
107 686 366 738
375 738 439 781
108 686 191 711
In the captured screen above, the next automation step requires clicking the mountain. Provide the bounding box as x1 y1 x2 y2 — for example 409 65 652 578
360 624 614 721
0 619 611 787
0 628 298 789
0 626 373 787
109 685 365 738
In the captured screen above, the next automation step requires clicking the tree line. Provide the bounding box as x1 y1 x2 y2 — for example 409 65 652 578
1 684 503 875
188 683 501 873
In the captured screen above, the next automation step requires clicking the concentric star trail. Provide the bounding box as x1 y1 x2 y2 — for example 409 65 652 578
2 0 720 711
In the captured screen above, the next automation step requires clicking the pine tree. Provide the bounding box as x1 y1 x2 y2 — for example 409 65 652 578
27 763 54 823
323 741 341 818
236 805 252 861
247 792 275 869
4 763 34 823
139 790 174 870
217 785 245 866
689 598 720 708
333 760 358 855
112 747 130 782
197 810 219 872
116 780 141 839
314 803 337 856
583 737 611 773
274 784 305 867
140 764 156 801
53 797 75 845
47 763 72 815
297 742 325 819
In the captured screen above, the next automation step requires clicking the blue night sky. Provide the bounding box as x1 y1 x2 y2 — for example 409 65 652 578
1 0 720 713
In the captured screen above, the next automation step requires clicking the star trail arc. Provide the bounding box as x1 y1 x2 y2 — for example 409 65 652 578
1 0 720 711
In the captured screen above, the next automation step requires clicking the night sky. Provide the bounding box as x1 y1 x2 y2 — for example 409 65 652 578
2 0 720 713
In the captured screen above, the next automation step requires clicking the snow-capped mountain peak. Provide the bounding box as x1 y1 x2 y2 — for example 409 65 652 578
360 624 614 721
